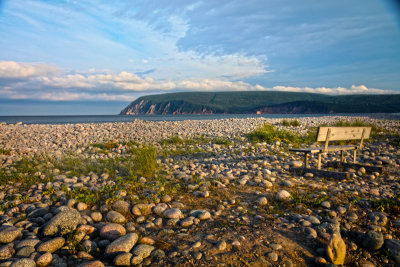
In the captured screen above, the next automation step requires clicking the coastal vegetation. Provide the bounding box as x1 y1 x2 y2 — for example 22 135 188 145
247 122 316 145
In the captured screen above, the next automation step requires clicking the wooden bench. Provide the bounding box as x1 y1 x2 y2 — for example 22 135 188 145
289 126 382 178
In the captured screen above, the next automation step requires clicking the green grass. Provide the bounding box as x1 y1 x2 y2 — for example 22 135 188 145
372 196 400 213
0 148 10 155
389 133 400 147
92 142 118 150
247 123 315 145
130 145 157 178
1 141 186 207
280 119 300 127
213 137 232 146
0 157 52 188
160 135 209 145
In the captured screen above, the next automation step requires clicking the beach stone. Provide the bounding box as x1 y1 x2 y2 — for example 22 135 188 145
27 208 49 218
106 211 126 224
77 224 96 235
321 201 331 209
37 237 65 253
161 195 172 203
132 244 154 258
0 226 22 243
105 233 138 258
90 212 102 222
190 209 211 220
151 249 165 259
326 233 346 265
368 212 388 226
270 243 282 250
35 252 53 267
82 240 98 254
336 206 347 214
359 231 384 250
384 239 400 264
100 223 126 240
41 209 82 236
78 251 94 260
307 216 321 225
216 240 227 250
77 261 105 267
15 246 35 257
131 256 143 265
76 202 87 211
256 197 268 206
114 252 132 266
305 227 317 239
291 161 303 168
304 172 314 178
163 208 183 219
276 190 291 201
139 237 155 246
15 239 40 250
180 217 194 227
131 204 152 216
112 200 130 215
0 244 14 260
10 258 36 267
268 252 278 261
152 203 168 215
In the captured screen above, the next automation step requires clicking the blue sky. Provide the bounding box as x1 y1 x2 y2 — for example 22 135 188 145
0 0 399 115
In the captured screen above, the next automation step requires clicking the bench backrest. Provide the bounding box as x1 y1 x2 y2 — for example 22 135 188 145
316 127 371 142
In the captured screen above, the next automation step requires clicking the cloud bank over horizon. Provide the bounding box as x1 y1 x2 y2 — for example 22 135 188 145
0 61 396 103
0 0 399 114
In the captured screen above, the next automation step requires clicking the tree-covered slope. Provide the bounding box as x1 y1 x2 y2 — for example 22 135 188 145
120 91 400 115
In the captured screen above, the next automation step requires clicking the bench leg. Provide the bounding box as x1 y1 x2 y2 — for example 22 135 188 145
317 153 322 169
304 153 309 169
340 150 344 164
353 150 357 164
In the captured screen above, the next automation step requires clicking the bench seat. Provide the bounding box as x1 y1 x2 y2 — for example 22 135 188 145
289 126 371 170
290 145 358 154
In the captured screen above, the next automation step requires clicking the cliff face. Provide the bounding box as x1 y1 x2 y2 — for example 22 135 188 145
120 99 217 115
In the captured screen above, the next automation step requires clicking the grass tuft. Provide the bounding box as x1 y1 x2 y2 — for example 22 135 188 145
130 145 157 178
0 148 10 155
247 123 314 145
280 119 300 127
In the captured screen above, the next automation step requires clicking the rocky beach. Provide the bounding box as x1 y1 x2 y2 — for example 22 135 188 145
0 116 399 266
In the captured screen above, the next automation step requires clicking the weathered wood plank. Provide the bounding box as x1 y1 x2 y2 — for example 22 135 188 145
290 167 349 180
326 161 384 173
316 127 371 142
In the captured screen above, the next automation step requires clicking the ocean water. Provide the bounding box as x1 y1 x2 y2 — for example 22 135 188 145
0 114 398 125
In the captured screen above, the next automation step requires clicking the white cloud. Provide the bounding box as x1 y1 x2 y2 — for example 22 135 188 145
0 61 58 79
0 61 397 102
271 85 395 95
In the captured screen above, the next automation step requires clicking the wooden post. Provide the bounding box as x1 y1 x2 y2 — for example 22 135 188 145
359 128 366 150
304 153 309 169
317 152 322 169
353 149 357 164
323 128 331 153
340 150 344 165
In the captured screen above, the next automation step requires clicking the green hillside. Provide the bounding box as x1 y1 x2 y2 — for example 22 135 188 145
120 91 400 114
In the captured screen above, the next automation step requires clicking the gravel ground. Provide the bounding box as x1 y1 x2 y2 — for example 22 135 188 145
0 116 399 266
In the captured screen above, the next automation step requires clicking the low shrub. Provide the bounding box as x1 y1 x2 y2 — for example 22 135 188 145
280 119 300 127
247 123 314 145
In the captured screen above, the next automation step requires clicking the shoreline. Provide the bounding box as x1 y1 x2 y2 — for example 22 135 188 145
0 112 399 126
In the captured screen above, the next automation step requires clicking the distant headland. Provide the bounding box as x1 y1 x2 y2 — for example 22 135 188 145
120 91 400 115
